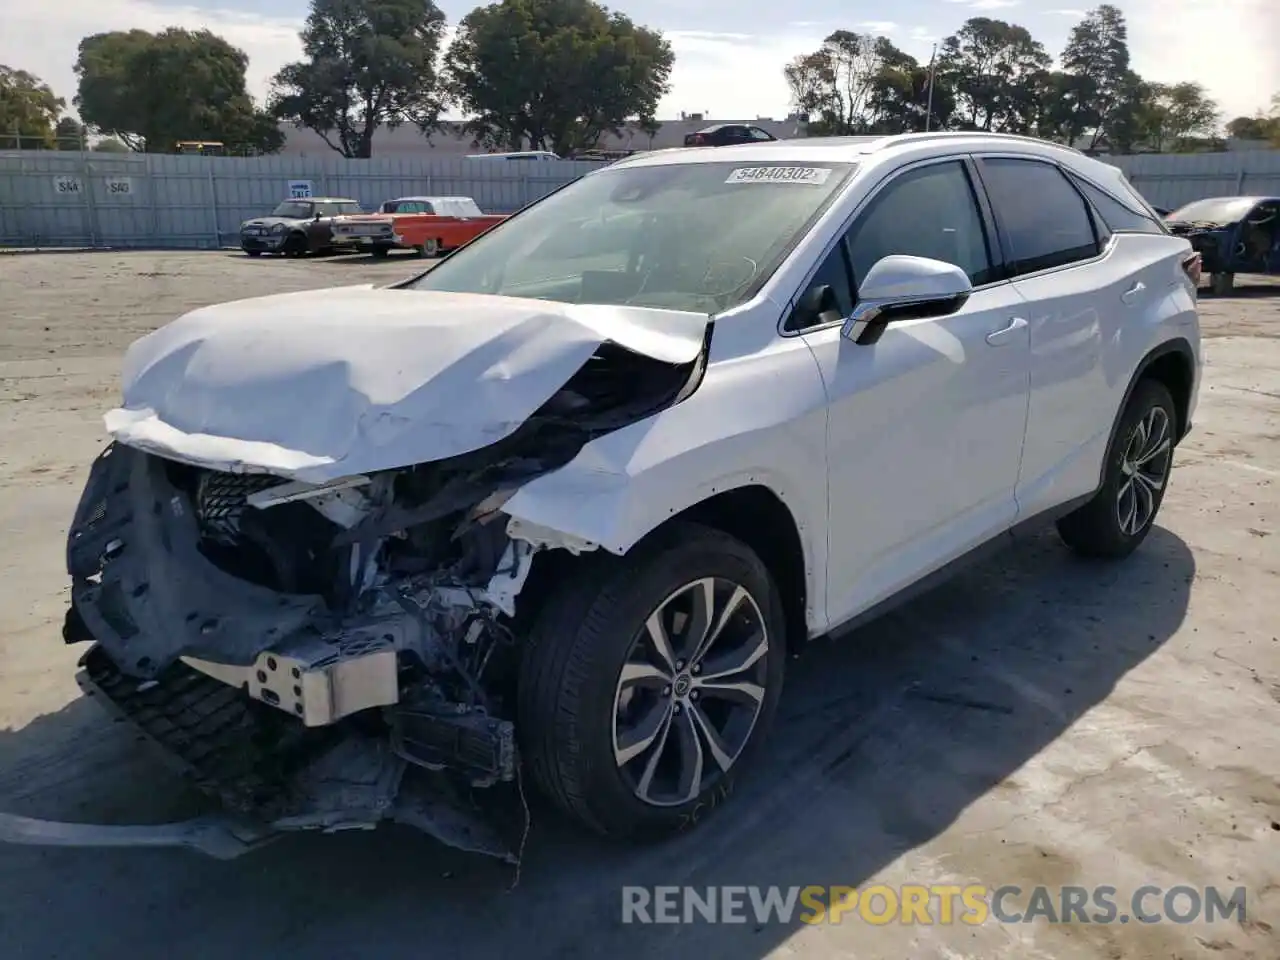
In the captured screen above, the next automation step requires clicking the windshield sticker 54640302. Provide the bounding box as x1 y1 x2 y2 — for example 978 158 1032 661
725 166 833 185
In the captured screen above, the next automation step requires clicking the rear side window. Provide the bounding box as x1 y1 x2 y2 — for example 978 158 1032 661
979 158 1100 276
1069 175 1166 235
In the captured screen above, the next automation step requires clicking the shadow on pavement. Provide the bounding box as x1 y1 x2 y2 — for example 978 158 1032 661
0 523 1194 960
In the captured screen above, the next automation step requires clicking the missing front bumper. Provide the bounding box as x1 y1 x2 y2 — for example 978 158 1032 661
61 644 524 861
183 641 399 728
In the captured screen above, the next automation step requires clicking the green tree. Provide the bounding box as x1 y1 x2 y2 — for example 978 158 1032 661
444 0 673 155
784 49 839 133
783 31 880 135
785 32 953 135
1059 5 1132 149
92 137 130 153
865 39 955 134
74 28 282 153
1226 115 1271 140
270 0 448 159
1137 81 1220 152
54 116 87 149
0 65 64 149
1226 94 1280 145
938 18 1051 133
1033 70 1095 144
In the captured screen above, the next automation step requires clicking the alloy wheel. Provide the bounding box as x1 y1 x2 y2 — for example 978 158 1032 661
611 577 770 808
1116 405 1172 536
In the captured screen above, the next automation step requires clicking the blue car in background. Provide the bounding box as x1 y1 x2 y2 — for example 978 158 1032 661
1164 195 1280 295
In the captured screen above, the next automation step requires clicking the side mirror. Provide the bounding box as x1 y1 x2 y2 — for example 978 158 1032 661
842 255 972 346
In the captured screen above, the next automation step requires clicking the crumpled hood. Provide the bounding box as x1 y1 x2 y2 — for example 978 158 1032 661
105 286 709 482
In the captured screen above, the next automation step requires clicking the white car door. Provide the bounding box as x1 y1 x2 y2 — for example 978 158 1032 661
972 156 1173 517
791 158 1032 627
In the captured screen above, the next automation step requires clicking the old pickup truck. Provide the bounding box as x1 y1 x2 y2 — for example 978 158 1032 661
331 196 508 258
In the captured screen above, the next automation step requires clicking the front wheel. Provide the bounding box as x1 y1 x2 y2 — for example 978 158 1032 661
283 232 308 258
1056 378 1176 559
517 522 785 839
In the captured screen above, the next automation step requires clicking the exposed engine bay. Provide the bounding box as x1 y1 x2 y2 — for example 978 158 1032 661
62 333 710 861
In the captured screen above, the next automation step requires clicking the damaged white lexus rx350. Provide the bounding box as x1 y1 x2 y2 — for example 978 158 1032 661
50 133 1202 861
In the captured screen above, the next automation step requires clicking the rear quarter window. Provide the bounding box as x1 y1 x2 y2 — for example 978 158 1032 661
1069 175 1167 235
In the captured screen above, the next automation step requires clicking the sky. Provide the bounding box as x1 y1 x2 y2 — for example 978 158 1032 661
1 0 1276 126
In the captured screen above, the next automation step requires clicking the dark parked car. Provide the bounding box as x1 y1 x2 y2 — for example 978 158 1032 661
239 198 365 257
1164 195 1280 294
683 123 778 147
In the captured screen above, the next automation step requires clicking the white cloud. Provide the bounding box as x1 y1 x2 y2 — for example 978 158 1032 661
858 21 900 34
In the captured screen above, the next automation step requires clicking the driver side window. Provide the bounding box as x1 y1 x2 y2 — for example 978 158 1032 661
788 160 993 333
845 161 995 287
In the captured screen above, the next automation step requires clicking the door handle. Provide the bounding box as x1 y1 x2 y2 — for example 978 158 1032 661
986 316 1028 346
1121 281 1146 304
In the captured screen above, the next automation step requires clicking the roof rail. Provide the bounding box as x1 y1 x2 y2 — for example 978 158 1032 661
870 131 1085 155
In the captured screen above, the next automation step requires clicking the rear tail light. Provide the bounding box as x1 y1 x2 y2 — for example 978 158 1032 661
1181 251 1202 286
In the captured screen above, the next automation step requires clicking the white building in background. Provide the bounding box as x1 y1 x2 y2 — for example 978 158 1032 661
276 113 810 158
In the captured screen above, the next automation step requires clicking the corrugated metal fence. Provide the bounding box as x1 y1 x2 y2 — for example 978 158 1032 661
3 147 1280 249
1106 150 1280 211
0 152 603 249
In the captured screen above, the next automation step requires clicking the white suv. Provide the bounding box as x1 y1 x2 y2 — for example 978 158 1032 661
53 133 1201 860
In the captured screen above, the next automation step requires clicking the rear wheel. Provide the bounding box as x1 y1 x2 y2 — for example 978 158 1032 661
1210 272 1234 296
242 249 262 258
1056 378 1176 559
518 522 785 839
370 244 391 258
416 238 440 258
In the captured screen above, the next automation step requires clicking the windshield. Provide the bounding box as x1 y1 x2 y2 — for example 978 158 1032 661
404 161 856 313
1166 197 1256 225
272 201 313 218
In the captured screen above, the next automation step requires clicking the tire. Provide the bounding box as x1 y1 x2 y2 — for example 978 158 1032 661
283 232 308 258
417 237 440 258
243 249 262 258
1210 272 1234 296
518 521 786 840
1056 378 1177 559
371 244 391 259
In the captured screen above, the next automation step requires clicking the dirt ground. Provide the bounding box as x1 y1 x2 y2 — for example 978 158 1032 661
0 251 1277 960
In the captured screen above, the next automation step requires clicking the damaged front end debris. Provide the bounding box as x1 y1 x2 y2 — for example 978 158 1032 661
35 331 710 862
